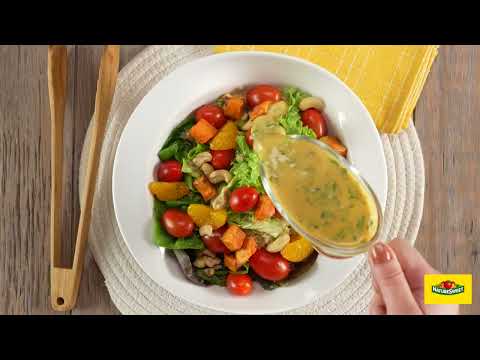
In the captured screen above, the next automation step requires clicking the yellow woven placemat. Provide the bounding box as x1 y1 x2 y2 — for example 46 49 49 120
215 45 439 134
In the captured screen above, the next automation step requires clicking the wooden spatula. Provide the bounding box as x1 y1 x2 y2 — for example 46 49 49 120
48 45 120 311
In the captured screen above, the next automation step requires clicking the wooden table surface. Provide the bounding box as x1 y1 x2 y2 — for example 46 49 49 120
0 45 478 315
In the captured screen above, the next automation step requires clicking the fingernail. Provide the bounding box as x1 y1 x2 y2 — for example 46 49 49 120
369 242 393 265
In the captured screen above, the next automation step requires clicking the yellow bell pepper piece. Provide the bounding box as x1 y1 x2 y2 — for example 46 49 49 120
187 204 227 229
209 121 238 150
148 181 189 201
280 233 314 262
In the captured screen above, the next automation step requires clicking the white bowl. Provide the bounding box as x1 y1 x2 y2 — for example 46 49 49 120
112 51 387 314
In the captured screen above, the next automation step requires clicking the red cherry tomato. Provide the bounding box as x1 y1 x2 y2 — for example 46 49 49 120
250 248 291 281
202 225 229 254
211 149 235 170
156 160 183 182
301 108 328 138
246 85 281 108
245 129 254 147
162 209 195 238
226 274 253 296
195 104 226 129
229 186 259 212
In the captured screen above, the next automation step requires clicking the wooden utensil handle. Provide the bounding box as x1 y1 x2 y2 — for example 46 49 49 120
49 45 120 311
48 45 70 310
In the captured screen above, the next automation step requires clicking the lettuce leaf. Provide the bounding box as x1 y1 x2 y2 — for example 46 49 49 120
227 211 288 238
181 143 209 177
229 135 263 192
279 87 316 138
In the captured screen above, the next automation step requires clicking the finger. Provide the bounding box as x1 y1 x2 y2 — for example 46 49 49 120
369 242 423 315
388 238 438 290
388 239 460 315
369 293 386 315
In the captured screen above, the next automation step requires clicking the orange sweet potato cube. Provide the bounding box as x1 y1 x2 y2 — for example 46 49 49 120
193 175 217 201
235 236 257 266
224 253 238 272
221 224 246 251
190 119 218 144
223 96 245 120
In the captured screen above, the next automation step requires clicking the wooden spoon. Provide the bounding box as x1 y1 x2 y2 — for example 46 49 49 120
48 45 120 311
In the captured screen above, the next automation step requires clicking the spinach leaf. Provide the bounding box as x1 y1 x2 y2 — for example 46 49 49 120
158 139 192 162
250 271 281 290
195 266 229 287
184 174 197 193
165 193 203 207
214 96 225 108
153 198 168 219
233 263 249 275
161 115 195 149
153 217 204 250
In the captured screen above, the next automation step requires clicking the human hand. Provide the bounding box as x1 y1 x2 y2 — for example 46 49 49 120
368 238 459 315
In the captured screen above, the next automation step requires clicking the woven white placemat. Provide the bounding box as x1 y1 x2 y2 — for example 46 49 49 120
79 45 425 315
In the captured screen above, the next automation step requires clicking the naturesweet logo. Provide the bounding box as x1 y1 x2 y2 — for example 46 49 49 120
431 280 464 295
424 274 472 305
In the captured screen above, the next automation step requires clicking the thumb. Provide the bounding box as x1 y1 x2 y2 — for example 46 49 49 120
368 242 422 315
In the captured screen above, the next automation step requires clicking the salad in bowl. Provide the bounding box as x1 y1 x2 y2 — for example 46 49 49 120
148 84 349 296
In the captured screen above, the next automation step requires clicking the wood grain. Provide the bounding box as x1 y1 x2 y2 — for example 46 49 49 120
0 45 478 314
415 45 480 315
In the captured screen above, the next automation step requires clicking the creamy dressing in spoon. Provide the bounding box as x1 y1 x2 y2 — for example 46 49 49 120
252 109 379 248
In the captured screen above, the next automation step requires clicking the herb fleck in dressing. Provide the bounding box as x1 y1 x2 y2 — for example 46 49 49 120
253 121 379 248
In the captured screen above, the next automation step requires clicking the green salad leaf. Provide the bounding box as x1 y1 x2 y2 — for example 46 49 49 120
153 198 168 219
278 87 316 138
158 115 196 161
184 174 197 193
229 135 263 192
214 96 225 108
152 199 204 250
161 115 195 149
233 263 249 275
250 271 282 290
164 193 203 207
158 139 192 162
153 219 204 250
227 211 288 238
181 143 209 177
195 266 229 286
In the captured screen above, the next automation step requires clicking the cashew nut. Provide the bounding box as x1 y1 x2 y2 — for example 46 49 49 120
208 170 232 184
193 258 206 268
193 250 221 268
200 249 216 258
211 185 229 210
200 163 214 176
199 224 213 237
266 232 290 253
299 96 326 112
192 152 212 167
